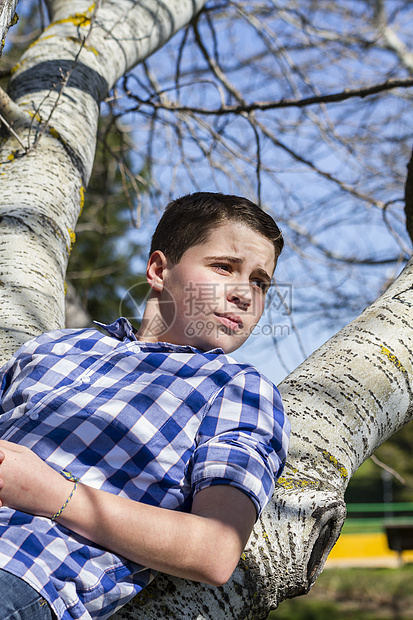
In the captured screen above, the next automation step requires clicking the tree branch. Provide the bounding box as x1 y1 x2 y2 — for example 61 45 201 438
0 0 18 57
404 148 413 245
370 454 406 486
128 77 413 115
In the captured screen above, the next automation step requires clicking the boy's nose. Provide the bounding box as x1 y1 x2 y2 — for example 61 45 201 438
226 285 251 310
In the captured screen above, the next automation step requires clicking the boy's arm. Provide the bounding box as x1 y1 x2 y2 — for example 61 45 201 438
0 441 255 585
62 478 256 585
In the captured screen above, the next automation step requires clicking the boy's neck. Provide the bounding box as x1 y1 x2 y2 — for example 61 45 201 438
135 295 164 344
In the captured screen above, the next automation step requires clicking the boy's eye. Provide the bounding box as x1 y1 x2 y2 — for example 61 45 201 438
214 264 231 272
251 278 269 292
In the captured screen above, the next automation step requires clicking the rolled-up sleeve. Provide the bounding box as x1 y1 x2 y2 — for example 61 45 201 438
190 369 290 517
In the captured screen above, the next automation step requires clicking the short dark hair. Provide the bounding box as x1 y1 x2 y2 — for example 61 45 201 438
149 192 284 265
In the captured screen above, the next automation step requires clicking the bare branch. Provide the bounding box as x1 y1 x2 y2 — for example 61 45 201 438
370 454 407 486
128 77 413 116
373 0 413 74
404 149 413 245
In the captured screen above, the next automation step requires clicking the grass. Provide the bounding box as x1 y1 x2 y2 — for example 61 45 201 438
267 564 413 620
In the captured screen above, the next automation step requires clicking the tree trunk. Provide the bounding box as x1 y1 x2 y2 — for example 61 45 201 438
0 0 207 360
113 257 413 619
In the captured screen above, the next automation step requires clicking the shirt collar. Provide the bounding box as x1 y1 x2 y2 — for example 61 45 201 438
94 318 225 355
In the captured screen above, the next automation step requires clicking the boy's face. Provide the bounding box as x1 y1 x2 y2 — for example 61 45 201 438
146 221 277 354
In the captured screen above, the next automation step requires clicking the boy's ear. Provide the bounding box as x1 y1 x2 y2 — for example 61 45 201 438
146 250 168 292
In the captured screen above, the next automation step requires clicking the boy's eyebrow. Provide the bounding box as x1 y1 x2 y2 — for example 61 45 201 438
255 268 272 282
204 254 243 264
204 255 272 282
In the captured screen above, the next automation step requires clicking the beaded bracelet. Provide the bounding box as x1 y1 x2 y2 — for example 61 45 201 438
51 470 80 522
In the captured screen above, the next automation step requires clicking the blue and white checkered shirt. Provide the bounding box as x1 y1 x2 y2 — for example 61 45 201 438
0 318 289 619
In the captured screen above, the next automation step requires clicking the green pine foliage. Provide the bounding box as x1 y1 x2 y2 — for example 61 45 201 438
66 116 149 325
345 422 413 504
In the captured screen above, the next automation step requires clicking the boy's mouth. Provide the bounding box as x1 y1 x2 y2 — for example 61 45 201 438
215 312 243 331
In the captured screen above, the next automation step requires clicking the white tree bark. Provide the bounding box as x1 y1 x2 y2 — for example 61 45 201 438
1 2 413 619
0 0 207 359
0 0 18 55
113 256 413 619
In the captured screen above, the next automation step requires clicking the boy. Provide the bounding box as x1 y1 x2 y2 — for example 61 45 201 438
0 193 290 620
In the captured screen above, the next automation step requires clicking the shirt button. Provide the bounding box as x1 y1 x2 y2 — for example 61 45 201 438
29 411 39 420
81 375 91 384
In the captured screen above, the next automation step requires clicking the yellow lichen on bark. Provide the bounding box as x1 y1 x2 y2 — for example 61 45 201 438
79 186 85 214
47 4 96 30
67 228 76 253
380 345 407 373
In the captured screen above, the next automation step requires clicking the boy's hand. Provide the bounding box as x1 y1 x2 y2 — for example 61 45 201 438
0 440 72 518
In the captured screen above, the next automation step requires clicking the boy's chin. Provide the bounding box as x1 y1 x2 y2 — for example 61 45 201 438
195 334 248 355
162 326 250 354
